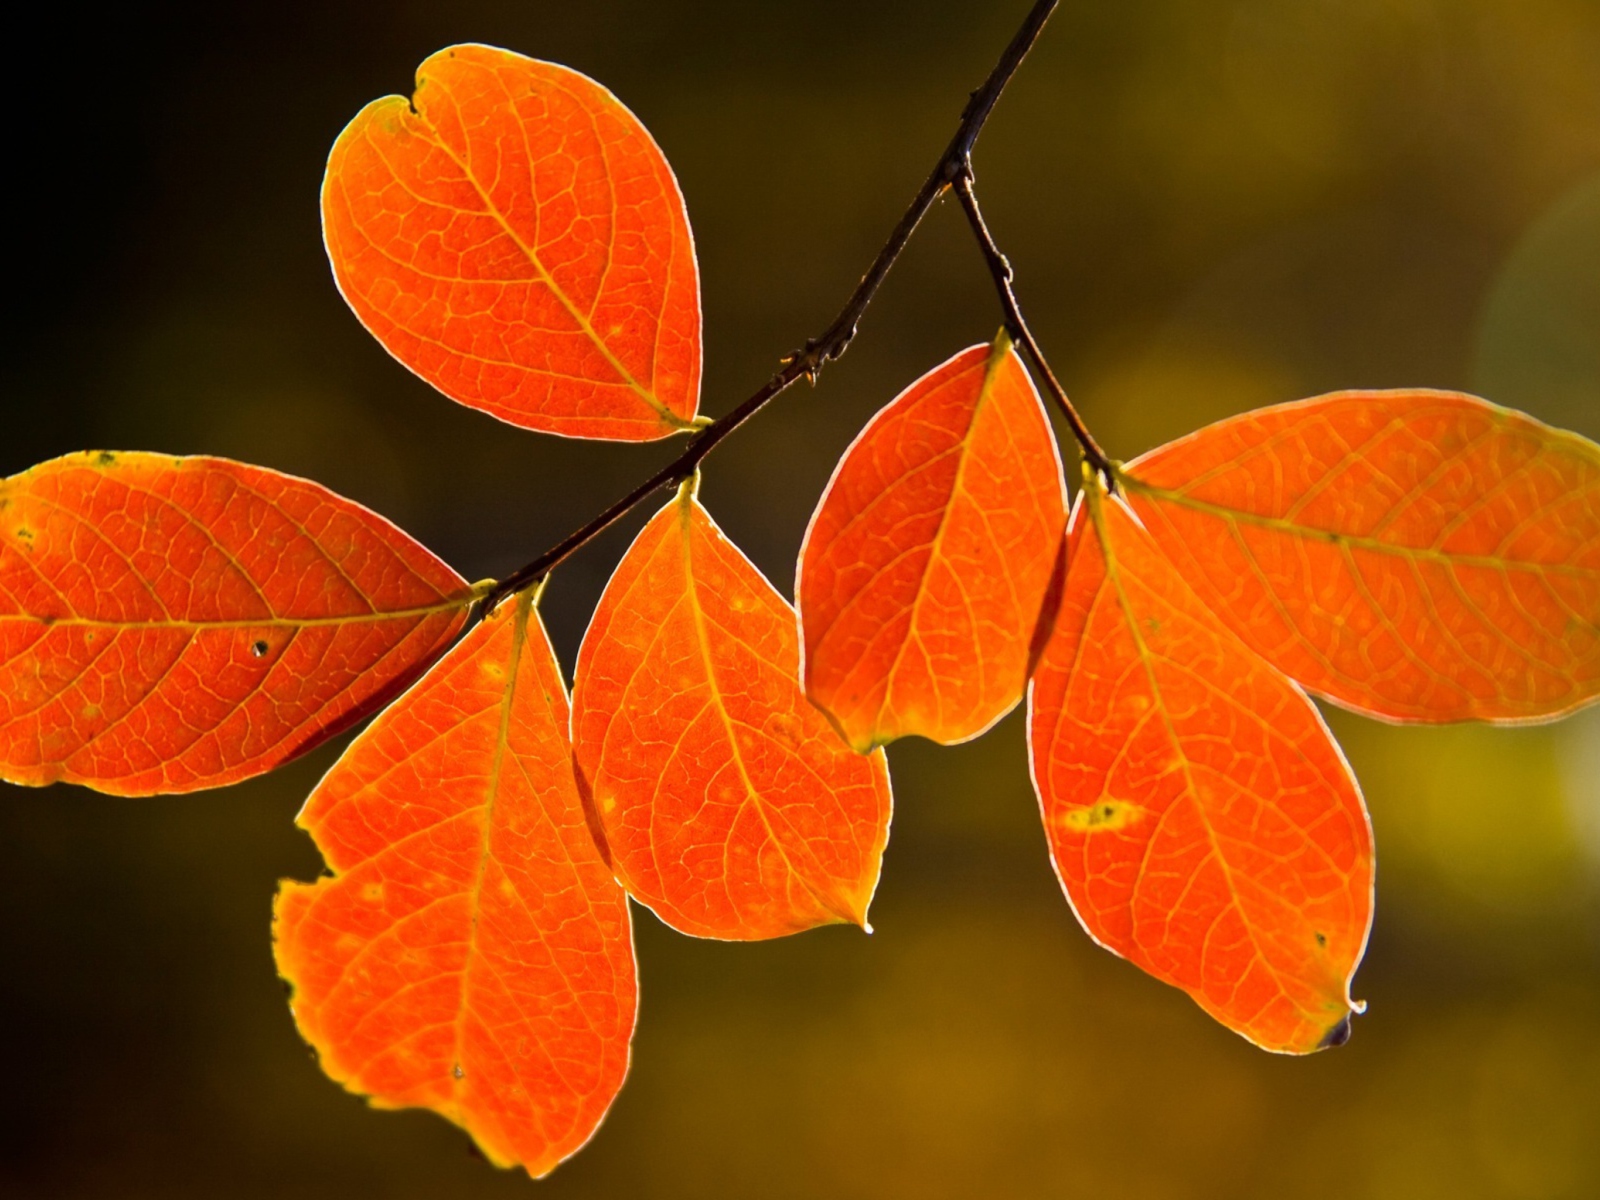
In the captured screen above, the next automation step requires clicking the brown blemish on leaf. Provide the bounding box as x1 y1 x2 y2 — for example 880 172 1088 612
1062 798 1147 833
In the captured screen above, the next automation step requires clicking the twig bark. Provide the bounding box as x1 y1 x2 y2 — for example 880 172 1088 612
952 171 1113 485
479 0 1062 615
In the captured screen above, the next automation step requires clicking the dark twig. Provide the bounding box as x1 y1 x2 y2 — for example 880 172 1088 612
479 0 1061 616
952 170 1113 485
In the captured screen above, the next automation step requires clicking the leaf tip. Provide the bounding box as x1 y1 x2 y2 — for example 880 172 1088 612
835 878 879 933
1316 1012 1355 1051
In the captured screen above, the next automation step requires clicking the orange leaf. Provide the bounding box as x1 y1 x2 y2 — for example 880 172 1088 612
1122 390 1600 723
324 44 701 441
572 483 892 940
275 590 636 1178
1028 483 1372 1054
0 452 474 795
797 334 1067 750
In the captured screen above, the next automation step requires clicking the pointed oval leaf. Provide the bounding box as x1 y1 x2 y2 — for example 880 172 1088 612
324 43 701 441
797 335 1068 750
572 485 892 940
1028 487 1373 1054
0 452 474 795
1122 390 1600 723
275 592 636 1178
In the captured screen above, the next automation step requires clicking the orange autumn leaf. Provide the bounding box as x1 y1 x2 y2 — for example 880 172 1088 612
0 451 474 796
797 334 1067 751
275 590 636 1179
1028 484 1372 1054
324 43 701 441
1121 390 1600 723
572 483 892 940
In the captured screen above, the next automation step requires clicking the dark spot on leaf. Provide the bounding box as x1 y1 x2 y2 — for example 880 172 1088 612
95 451 117 466
252 640 270 658
1065 798 1146 832
765 712 803 751
452 1063 465 1080
1318 1014 1353 1049
1314 930 1327 947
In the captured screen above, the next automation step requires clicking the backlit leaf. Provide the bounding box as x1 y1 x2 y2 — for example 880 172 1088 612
324 43 701 441
1122 390 1600 723
1028 483 1372 1054
572 483 892 940
0 452 474 795
797 334 1067 750
275 590 636 1178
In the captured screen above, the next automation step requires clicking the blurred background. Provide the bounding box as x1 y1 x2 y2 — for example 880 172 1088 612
3 0 1598 1196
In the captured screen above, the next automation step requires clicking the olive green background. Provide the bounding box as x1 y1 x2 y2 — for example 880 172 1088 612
3 1 1599 1196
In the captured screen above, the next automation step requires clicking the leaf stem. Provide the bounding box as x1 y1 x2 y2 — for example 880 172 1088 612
952 171 1113 486
479 0 1062 616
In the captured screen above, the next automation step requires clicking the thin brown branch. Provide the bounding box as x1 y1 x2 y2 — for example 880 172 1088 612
952 171 1113 485
480 0 1061 616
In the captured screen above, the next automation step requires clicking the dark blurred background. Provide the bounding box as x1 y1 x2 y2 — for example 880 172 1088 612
3 1 1599 1196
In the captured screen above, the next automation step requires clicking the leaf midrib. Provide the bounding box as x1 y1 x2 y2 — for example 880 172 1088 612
1088 487 1331 1035
1120 473 1600 579
681 498 854 928
396 79 691 431
4 596 478 631
451 591 534 1109
867 339 1014 745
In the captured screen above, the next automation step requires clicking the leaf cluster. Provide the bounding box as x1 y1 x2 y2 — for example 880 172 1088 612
1 19 1596 1182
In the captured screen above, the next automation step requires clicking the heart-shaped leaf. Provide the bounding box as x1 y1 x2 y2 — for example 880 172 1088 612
324 44 701 440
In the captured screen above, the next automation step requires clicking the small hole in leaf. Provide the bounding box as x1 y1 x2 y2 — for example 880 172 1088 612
252 640 270 658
